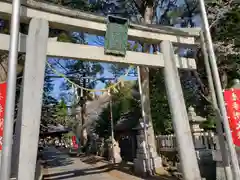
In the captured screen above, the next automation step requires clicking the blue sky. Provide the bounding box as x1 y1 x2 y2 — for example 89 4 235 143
50 34 137 100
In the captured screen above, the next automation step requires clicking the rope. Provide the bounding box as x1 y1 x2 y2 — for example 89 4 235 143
46 62 135 92
0 62 135 92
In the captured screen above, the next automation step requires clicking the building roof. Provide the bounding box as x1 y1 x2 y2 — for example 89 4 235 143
115 110 141 132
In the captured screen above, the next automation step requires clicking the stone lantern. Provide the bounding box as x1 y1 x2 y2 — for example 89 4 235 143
231 79 240 89
188 106 207 149
188 106 206 134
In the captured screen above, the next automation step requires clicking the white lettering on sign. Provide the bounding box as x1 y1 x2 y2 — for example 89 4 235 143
0 136 2 146
234 111 240 120
233 101 239 111
0 118 3 131
236 121 240 131
237 131 240 140
0 92 3 100
232 92 239 101
0 104 3 117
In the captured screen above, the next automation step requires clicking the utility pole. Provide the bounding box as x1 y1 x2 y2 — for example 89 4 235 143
108 90 115 164
199 0 240 179
0 0 21 179
200 32 232 180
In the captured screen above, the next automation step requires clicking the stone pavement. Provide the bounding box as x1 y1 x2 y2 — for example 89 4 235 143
42 146 178 180
42 146 120 180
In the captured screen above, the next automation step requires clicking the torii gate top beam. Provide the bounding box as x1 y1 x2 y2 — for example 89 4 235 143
0 0 200 47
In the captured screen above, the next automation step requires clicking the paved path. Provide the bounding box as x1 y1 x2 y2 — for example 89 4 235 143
42 146 119 180
42 147 176 180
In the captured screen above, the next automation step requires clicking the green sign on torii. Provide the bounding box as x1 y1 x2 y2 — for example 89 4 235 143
104 15 129 56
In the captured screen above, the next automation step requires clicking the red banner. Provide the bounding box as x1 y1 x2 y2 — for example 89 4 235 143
223 89 240 147
71 136 78 149
0 82 7 150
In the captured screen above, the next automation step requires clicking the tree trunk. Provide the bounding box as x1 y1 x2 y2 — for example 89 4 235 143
140 0 157 155
0 53 24 83
0 53 8 82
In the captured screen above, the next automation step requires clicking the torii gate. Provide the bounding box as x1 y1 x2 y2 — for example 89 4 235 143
0 1 239 180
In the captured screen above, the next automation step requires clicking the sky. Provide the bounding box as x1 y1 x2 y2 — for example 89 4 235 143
50 34 137 100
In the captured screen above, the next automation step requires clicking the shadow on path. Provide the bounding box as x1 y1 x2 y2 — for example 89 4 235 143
43 165 113 180
42 146 74 168
79 154 180 180
42 147 178 180
43 162 178 180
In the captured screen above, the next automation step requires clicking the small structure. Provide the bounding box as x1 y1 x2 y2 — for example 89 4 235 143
188 106 206 134
115 110 162 175
115 111 139 162
188 106 207 149
39 124 70 139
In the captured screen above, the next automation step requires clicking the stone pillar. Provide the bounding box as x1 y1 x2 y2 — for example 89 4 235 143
108 138 122 164
188 106 216 180
133 121 162 176
17 19 49 180
213 141 240 180
134 133 149 175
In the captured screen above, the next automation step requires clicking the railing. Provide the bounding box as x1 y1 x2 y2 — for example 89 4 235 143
156 132 218 152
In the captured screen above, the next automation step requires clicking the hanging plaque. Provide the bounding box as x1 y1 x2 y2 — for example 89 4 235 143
104 15 129 56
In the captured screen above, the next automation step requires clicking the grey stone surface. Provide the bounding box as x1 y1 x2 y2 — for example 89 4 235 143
213 148 240 180
216 161 227 180
34 160 43 180
42 146 118 180
134 128 162 176
17 18 49 180
161 40 201 180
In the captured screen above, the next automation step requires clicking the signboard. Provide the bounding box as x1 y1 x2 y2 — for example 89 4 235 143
104 15 128 56
71 136 78 149
223 89 240 147
0 82 7 150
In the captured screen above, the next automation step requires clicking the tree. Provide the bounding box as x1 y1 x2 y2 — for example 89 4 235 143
94 81 139 138
54 98 69 126
40 64 59 131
